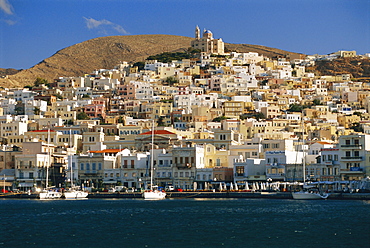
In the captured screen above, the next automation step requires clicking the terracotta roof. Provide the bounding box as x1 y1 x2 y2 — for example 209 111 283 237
89 149 123 153
140 130 176 135
29 130 55 132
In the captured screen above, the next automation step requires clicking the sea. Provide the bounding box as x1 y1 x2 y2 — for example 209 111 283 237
0 198 369 248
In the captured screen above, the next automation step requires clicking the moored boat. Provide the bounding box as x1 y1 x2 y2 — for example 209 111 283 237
39 190 62 199
292 191 329 200
63 188 88 199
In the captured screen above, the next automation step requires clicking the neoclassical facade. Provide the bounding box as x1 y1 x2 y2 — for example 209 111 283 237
191 26 224 54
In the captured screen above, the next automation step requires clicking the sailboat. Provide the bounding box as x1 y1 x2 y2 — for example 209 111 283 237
63 131 88 199
143 115 166 200
39 128 62 200
292 120 329 200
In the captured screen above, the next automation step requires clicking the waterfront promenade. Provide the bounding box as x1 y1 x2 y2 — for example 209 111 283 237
1 191 370 200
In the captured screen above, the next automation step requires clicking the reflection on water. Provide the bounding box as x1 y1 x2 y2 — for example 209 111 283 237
0 198 369 247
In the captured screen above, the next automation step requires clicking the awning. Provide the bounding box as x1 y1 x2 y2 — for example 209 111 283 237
18 183 34 187
103 180 117 184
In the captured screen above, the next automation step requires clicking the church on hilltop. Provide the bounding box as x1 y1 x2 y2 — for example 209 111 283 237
191 26 224 54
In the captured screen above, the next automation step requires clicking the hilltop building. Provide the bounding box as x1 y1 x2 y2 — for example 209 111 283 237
191 26 224 54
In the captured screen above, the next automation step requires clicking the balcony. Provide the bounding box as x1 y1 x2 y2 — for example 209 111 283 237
175 163 192 169
266 173 285 179
83 170 98 175
341 156 362 161
340 144 362 149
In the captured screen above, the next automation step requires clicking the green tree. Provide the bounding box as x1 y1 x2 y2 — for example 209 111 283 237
253 112 265 121
288 103 304 112
312 99 322 105
34 107 41 115
133 61 145 71
33 77 48 87
212 116 228 122
157 116 165 126
351 123 364 133
164 76 179 86
77 112 90 120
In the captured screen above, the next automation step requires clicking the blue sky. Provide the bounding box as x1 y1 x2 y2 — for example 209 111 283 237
0 0 369 69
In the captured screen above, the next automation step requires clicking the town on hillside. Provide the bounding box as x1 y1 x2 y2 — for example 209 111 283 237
1 26 370 194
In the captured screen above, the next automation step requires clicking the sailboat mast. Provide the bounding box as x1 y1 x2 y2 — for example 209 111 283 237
302 116 305 184
46 127 50 188
150 117 154 191
69 129 73 187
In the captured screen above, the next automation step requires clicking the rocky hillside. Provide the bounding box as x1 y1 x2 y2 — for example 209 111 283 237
0 34 302 88
313 57 370 79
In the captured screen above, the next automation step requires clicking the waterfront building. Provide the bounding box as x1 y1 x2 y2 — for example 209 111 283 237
338 134 369 180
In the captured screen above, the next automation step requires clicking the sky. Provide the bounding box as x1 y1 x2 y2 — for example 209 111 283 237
0 0 369 69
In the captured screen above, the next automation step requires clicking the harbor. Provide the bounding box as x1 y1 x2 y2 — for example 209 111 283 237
2 191 370 200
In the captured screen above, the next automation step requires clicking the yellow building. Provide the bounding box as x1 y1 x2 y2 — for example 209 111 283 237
191 26 224 54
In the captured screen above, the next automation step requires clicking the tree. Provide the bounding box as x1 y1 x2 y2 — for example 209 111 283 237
157 117 165 126
212 116 228 122
34 107 41 115
133 61 145 71
288 103 304 112
77 112 90 120
312 99 322 105
351 123 364 133
33 77 48 87
253 112 265 121
164 76 178 86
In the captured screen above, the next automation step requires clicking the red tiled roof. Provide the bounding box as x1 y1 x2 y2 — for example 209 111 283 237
89 149 123 153
140 130 176 135
29 130 55 132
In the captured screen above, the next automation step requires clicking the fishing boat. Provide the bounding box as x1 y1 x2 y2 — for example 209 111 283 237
143 112 166 200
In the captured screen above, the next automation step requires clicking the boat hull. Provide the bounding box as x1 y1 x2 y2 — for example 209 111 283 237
64 191 88 199
39 191 62 199
292 191 328 200
143 191 166 200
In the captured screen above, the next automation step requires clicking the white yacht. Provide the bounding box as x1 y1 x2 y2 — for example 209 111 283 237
144 186 166 200
39 190 62 199
292 191 329 200
143 116 166 200
63 189 88 199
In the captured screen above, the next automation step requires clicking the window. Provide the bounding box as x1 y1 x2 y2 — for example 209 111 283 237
236 166 244 176
86 163 90 171
98 163 102 170
92 163 96 170
80 163 84 170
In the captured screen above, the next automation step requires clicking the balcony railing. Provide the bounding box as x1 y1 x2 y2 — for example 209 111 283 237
341 145 362 149
341 156 362 160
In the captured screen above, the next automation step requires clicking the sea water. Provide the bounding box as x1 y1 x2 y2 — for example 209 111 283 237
0 198 369 248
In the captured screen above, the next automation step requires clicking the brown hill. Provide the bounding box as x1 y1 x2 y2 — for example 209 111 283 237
0 34 302 88
312 57 370 79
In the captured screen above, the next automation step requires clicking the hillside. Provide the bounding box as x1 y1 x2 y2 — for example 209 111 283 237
0 34 302 88
313 57 370 79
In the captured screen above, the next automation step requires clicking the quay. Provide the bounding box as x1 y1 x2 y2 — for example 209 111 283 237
2 191 370 200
